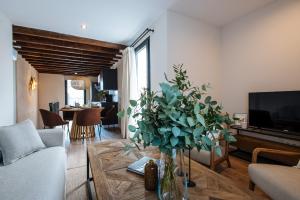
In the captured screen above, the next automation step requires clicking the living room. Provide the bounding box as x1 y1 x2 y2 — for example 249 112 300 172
0 0 300 200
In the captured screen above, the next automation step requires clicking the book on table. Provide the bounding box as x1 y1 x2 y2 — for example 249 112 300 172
127 156 157 175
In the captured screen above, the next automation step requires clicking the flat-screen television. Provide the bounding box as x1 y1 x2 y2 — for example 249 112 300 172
249 91 300 134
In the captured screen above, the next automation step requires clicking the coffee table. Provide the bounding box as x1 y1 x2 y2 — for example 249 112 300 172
87 139 262 200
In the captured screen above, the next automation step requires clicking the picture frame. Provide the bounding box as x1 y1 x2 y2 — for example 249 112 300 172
233 113 248 126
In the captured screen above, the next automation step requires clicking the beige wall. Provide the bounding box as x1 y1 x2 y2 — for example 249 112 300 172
38 73 98 128
221 0 300 114
16 55 39 126
38 73 65 128
0 11 15 126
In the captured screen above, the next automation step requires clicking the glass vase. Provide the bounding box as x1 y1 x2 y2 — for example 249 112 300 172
159 150 179 200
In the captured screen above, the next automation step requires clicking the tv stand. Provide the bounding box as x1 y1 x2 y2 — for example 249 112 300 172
232 126 300 141
230 126 300 165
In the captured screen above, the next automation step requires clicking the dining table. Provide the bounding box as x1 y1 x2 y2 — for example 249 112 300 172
60 107 103 140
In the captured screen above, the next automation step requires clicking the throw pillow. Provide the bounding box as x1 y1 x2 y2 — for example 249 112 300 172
0 119 45 165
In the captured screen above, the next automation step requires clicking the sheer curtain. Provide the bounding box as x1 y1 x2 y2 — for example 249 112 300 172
120 47 138 139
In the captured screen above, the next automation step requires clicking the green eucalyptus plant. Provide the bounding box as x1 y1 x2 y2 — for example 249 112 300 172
118 65 235 156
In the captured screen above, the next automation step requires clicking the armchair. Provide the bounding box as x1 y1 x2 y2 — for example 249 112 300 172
248 148 300 200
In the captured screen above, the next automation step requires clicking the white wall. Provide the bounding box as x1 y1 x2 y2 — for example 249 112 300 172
0 11 15 126
150 12 168 91
221 0 300 114
167 11 221 101
16 55 39 126
150 11 221 100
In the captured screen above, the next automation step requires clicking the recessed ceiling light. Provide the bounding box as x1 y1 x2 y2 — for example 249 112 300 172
74 72 78 75
80 24 87 30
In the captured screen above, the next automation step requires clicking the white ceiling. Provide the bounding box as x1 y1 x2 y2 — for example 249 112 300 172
170 0 275 26
0 0 276 45
0 0 175 45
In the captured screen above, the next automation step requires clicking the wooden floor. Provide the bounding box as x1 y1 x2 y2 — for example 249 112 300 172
65 128 270 200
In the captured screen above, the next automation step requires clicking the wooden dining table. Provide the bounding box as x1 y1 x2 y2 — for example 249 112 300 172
60 107 103 140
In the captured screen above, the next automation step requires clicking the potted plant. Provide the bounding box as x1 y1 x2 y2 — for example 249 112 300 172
118 65 235 199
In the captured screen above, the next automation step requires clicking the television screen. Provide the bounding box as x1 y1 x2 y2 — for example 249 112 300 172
249 91 300 134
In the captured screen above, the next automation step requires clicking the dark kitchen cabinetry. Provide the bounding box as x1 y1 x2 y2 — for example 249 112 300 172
103 69 117 90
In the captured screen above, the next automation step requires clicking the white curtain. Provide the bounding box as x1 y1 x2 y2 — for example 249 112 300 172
120 47 138 139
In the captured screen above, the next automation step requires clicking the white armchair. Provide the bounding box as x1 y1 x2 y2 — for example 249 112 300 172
248 148 300 200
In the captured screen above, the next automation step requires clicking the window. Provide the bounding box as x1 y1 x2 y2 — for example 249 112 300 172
65 80 86 106
135 37 150 92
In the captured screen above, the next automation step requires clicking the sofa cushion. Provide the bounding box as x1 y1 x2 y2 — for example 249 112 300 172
0 147 66 200
38 128 65 147
249 164 300 200
0 120 45 165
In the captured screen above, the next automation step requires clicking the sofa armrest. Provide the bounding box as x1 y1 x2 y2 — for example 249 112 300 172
38 128 65 148
252 148 300 163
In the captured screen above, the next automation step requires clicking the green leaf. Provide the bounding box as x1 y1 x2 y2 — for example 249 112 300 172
215 146 222 157
172 127 181 137
224 133 237 142
117 110 125 118
196 114 206 127
194 103 200 114
152 137 161 146
143 132 150 143
202 136 212 146
129 100 137 107
187 117 195 127
128 125 136 132
159 127 170 133
158 114 167 119
205 96 211 104
193 127 204 137
140 99 146 107
127 107 132 116
228 135 237 142
185 136 191 145
170 136 179 147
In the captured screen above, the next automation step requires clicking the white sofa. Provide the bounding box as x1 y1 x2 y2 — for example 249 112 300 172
0 129 66 200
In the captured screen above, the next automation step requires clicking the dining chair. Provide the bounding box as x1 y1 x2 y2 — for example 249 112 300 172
39 109 69 134
101 105 116 128
76 108 102 143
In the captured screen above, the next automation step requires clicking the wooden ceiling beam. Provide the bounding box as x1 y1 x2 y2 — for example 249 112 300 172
35 67 101 74
19 51 115 63
36 68 100 75
37 70 99 76
32 65 101 73
13 25 127 50
31 64 105 70
14 33 120 55
26 60 111 68
22 55 114 65
28 61 109 68
14 42 122 57
18 48 118 61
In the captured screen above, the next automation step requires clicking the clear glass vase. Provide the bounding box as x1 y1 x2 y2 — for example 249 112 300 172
159 150 179 200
